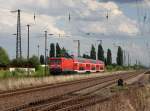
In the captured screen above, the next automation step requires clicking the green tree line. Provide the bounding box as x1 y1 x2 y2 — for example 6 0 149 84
0 42 124 69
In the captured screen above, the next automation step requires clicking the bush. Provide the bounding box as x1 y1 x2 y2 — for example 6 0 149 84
33 66 49 77
0 47 10 65
106 65 114 71
10 58 28 67
10 55 40 70
106 65 132 71
28 55 40 70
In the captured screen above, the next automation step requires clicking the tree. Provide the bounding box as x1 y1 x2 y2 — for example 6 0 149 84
61 47 66 57
97 44 104 61
28 55 40 70
0 47 10 65
49 43 55 57
107 49 112 65
40 55 45 64
10 58 27 67
61 47 71 58
83 54 90 59
90 44 96 60
56 43 61 57
116 46 123 66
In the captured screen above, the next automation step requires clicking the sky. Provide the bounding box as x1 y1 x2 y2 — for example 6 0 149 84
0 0 150 66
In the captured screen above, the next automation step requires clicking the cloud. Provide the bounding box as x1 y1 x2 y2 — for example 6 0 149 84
0 0 139 37
0 0 144 62
100 0 143 3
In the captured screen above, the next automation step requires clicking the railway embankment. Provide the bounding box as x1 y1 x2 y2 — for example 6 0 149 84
0 70 134 91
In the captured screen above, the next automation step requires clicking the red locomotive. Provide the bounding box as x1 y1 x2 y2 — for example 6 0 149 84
49 57 105 74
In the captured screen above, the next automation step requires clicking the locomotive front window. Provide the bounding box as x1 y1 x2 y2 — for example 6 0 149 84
50 59 61 64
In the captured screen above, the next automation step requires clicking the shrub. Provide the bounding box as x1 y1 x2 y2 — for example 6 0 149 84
28 55 40 70
0 47 10 65
10 58 28 67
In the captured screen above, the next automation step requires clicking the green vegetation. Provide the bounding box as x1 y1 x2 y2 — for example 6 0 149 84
106 49 112 65
0 47 10 65
0 44 147 79
10 55 40 70
0 69 29 78
56 43 61 57
90 44 96 60
10 58 27 68
40 55 45 65
50 43 55 57
82 54 91 59
106 64 146 72
28 55 40 70
0 66 49 79
98 43 104 61
116 46 123 66
110 85 129 93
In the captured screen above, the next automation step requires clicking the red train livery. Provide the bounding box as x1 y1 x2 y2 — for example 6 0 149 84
49 57 105 74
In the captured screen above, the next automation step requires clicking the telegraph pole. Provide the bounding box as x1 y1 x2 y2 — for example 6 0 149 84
73 40 80 57
18 9 22 59
27 24 30 61
128 53 130 67
37 44 40 59
12 34 17 58
11 9 22 59
26 24 30 75
45 31 47 75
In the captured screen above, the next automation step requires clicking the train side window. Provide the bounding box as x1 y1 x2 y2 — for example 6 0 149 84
92 67 95 70
100 66 103 70
86 64 90 67
74 63 78 66
79 67 84 70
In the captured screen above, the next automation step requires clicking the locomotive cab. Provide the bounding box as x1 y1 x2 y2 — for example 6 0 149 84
49 57 74 74
49 58 62 74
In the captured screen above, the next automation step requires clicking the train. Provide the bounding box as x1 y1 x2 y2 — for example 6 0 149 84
49 57 105 74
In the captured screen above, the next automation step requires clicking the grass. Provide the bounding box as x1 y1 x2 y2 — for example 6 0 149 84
0 64 141 78
0 66 50 79
88 85 150 111
110 85 129 93
0 70 132 91
106 65 142 72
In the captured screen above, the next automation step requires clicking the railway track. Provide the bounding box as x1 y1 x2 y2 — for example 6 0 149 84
0 72 133 98
1 71 145 111
19 71 143 111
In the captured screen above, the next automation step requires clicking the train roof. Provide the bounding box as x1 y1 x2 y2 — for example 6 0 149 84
73 57 104 64
49 57 104 64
